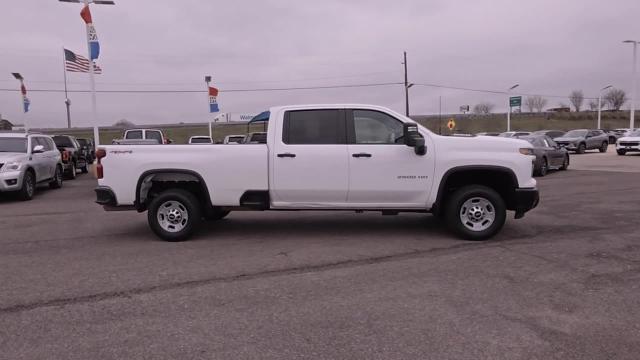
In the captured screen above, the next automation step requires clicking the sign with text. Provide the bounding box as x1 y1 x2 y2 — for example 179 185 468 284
509 96 522 107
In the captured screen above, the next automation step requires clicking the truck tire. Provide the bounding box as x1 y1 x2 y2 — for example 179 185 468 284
148 189 202 242
65 162 77 180
49 165 63 189
445 185 506 241
576 143 586 154
18 170 36 201
599 142 608 153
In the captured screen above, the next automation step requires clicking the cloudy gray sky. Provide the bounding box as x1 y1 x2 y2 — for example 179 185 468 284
1 0 639 128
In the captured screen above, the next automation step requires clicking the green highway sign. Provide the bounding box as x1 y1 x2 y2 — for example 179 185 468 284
509 96 522 107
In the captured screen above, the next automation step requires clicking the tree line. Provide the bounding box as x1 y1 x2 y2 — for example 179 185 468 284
472 88 628 114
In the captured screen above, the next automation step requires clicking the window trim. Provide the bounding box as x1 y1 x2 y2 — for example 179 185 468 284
346 109 409 145
282 109 347 145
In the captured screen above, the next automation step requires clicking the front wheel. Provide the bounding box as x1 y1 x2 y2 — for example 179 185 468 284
576 143 586 154
18 170 36 201
617 149 626 156
148 189 202 242
445 185 506 241
599 142 608 153
537 157 548 177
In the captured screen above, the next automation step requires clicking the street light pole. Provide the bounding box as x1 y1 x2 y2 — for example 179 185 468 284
597 85 612 129
403 51 409 117
506 84 519 131
623 40 638 130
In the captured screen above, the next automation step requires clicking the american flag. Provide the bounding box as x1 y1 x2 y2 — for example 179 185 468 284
64 49 102 74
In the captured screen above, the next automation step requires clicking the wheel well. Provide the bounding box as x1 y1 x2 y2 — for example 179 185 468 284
136 170 212 214
434 167 518 215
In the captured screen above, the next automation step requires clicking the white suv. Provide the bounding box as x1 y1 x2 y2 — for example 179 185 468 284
0 132 64 200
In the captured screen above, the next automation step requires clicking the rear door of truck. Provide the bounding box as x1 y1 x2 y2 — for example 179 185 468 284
270 109 349 205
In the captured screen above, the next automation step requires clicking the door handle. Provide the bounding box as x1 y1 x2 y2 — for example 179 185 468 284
352 153 372 158
277 153 296 158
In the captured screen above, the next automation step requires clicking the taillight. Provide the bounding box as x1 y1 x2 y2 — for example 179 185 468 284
62 150 70 162
96 148 106 179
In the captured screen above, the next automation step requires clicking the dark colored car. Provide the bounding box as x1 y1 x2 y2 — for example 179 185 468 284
52 135 88 177
76 138 95 164
532 130 565 139
516 135 570 176
553 129 609 154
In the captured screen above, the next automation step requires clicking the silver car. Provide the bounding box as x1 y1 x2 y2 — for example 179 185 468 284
0 132 64 200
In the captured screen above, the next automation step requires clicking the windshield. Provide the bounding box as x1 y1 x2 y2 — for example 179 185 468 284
628 130 640 137
53 136 74 148
563 130 587 137
498 133 513 137
191 138 211 143
0 138 28 153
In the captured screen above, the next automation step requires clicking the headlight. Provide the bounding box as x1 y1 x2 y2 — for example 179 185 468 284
519 148 534 156
1 161 23 172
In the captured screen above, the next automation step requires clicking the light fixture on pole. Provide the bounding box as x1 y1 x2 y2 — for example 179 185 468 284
507 84 519 131
623 40 638 130
597 85 612 129
59 0 115 146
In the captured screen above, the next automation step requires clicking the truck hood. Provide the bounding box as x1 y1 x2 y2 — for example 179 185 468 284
554 136 582 142
0 152 28 163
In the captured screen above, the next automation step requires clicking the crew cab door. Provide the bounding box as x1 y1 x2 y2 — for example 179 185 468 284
271 109 349 206
346 109 435 207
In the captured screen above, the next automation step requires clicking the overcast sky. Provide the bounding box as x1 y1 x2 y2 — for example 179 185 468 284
1 0 639 128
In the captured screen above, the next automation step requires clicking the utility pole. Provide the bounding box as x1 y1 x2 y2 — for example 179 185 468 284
623 40 638 130
403 51 409 117
597 85 612 129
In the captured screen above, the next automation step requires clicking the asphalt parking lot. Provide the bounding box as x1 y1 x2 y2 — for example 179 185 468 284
1 149 639 360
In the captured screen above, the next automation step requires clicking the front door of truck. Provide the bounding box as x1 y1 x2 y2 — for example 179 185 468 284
345 109 435 207
271 109 349 206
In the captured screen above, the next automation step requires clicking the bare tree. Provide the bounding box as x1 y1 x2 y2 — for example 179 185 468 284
525 97 536 112
603 88 627 111
568 90 584 112
588 99 599 111
529 96 548 112
473 102 495 114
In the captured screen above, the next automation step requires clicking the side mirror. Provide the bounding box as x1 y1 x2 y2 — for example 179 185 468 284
403 123 426 156
166 139 173 144
32 145 45 154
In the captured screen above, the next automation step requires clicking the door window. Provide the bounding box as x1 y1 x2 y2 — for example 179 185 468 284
352 110 404 144
283 110 345 144
146 131 163 143
125 130 142 139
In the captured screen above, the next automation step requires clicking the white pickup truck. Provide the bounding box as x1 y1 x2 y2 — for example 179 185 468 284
95 104 538 241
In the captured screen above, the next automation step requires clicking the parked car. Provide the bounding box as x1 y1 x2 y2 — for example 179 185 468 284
95 104 539 242
553 129 608 154
598 129 621 145
223 135 246 144
121 129 171 144
243 132 267 144
188 136 213 144
615 129 640 155
499 131 531 138
76 138 95 164
532 130 565 139
0 132 63 200
52 135 88 175
476 132 500 136
515 135 569 176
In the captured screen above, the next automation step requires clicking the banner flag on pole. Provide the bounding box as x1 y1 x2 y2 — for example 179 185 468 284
80 5 100 60
209 86 219 113
20 82 30 113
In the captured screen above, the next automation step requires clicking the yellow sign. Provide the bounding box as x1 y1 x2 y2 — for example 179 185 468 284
447 118 456 130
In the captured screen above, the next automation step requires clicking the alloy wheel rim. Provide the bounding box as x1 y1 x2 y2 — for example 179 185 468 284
26 174 34 196
157 200 189 233
459 197 495 232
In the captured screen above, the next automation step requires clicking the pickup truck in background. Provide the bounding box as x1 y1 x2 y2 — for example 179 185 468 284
114 128 172 144
95 104 539 242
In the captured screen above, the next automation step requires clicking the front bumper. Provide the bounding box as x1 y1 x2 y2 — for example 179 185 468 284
513 188 539 219
0 170 25 192
616 144 640 152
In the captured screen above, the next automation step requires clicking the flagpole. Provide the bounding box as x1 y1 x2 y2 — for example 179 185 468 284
62 48 71 128
83 0 99 146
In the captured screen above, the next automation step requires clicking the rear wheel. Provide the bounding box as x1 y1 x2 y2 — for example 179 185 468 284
560 154 570 170
538 157 548 177
617 149 627 156
148 189 202 242
18 170 36 201
445 185 506 241
576 143 586 154
65 162 77 180
599 142 608 153
49 165 63 189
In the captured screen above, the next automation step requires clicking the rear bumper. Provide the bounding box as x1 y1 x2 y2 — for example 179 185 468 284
95 186 117 206
513 188 539 219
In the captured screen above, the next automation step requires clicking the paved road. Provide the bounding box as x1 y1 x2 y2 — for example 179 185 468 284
1 156 639 359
